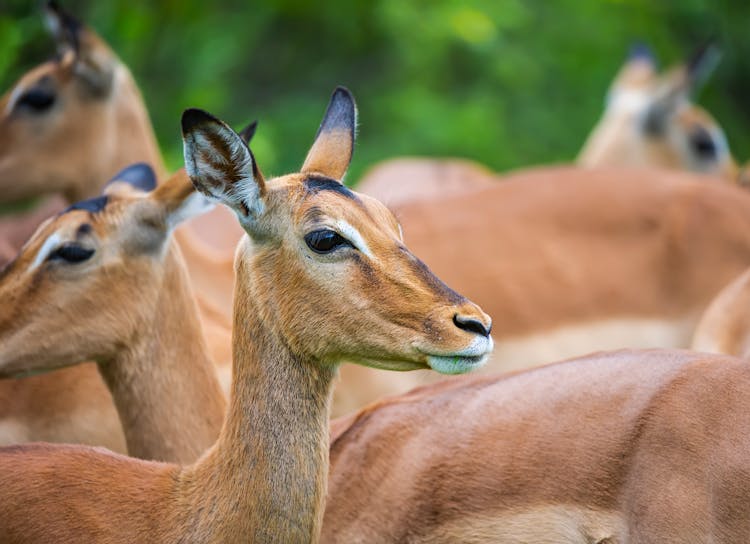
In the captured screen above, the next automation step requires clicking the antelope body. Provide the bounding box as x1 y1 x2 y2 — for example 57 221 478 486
0 89 492 543
358 44 737 210
324 348 750 543
0 4 241 451
0 166 225 462
333 166 750 416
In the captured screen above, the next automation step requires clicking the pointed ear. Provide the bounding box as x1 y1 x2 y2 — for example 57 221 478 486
181 108 266 224
103 163 157 195
685 41 721 94
149 171 215 230
608 42 658 101
238 120 258 145
301 86 357 181
44 1 115 96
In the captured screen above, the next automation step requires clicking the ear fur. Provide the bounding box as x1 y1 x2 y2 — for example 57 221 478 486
150 171 214 230
103 163 158 194
44 1 115 96
181 108 265 224
301 86 357 181
238 120 258 145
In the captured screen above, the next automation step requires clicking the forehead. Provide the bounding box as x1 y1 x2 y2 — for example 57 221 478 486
281 174 400 233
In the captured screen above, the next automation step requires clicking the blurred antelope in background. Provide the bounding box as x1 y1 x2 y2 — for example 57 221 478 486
333 165 750 415
0 88 492 544
578 42 737 181
324 348 750 542
357 43 737 210
0 3 243 371
0 165 225 461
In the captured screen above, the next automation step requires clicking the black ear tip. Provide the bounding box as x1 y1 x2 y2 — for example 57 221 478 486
628 42 655 63
332 86 355 107
104 162 157 193
181 108 221 136
45 0 61 14
239 120 258 144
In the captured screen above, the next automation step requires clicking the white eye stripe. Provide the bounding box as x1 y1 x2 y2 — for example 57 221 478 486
30 233 62 270
335 220 373 259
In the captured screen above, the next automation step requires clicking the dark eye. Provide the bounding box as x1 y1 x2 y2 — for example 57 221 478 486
48 244 94 264
16 88 56 113
690 128 717 159
304 229 353 254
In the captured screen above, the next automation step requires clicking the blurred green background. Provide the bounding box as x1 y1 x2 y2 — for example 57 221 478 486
2 0 749 184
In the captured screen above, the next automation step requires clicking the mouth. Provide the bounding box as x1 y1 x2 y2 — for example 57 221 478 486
421 336 493 375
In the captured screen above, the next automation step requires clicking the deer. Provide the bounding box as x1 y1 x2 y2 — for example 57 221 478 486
323 347 750 543
332 165 750 416
0 87 492 544
357 43 737 210
0 164 226 463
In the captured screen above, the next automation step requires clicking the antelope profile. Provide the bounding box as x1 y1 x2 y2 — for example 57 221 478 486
333 165 750 416
324 348 750 542
0 165 225 462
0 3 244 450
0 88 492 543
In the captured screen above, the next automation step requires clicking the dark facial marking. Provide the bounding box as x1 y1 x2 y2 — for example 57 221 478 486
303 175 360 203
400 246 464 305
62 195 108 214
76 223 93 237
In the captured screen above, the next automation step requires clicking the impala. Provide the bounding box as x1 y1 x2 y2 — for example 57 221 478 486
357 44 737 210
324 347 750 542
333 165 750 416
0 164 225 462
578 43 736 180
0 3 244 449
0 2 243 366
0 88 491 543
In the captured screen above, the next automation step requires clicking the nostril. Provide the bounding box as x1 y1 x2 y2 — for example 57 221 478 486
453 314 491 338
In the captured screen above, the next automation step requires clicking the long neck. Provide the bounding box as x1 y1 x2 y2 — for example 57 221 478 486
176 258 336 543
98 244 225 463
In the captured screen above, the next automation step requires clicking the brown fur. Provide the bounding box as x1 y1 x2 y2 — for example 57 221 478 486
0 8 242 450
357 51 737 213
0 95 490 543
579 53 738 181
323 349 750 542
692 268 750 358
0 173 225 462
332 166 750 416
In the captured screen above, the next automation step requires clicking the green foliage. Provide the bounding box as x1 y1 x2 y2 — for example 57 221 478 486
2 0 749 184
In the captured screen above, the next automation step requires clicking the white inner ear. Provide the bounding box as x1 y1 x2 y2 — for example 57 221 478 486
167 192 215 230
30 233 62 270
185 130 263 220
335 220 373 259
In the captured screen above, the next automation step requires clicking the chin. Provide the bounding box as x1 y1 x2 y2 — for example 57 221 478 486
426 353 490 375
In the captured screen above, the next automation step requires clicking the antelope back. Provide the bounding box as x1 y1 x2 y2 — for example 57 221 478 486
0 3 163 203
579 43 737 181
0 164 211 377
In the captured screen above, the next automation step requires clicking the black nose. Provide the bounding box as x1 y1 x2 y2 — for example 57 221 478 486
453 314 491 338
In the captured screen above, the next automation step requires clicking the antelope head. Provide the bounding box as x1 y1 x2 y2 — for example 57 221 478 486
580 42 738 181
0 2 161 203
0 164 211 377
182 87 493 374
